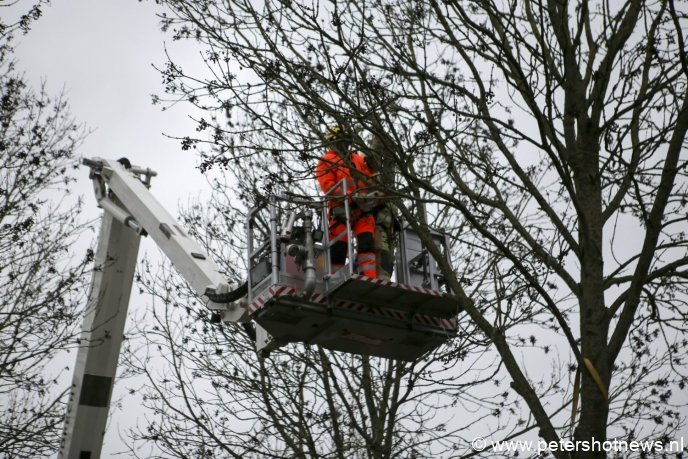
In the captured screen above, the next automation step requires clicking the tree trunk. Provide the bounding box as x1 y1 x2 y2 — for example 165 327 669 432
572 132 611 458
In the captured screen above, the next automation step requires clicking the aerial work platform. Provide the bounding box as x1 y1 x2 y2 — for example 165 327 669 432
62 159 467 459
250 275 460 361
247 193 464 360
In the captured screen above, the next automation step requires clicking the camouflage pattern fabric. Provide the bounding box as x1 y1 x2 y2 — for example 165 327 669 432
374 206 396 280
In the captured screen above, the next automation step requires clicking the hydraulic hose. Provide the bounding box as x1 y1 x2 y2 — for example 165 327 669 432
205 281 248 303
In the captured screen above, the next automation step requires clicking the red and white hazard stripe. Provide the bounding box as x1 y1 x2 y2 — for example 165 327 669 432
350 274 451 297
249 282 457 332
249 285 297 315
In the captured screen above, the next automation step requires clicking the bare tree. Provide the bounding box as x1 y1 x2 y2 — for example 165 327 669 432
121 179 500 458
130 0 688 457
0 12 90 456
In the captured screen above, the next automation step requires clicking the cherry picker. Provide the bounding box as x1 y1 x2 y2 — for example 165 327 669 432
59 157 465 458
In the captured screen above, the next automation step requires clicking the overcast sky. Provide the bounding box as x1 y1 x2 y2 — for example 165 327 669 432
9 1 213 455
10 0 209 209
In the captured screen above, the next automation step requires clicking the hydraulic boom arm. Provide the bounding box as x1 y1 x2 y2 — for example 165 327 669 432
59 158 247 459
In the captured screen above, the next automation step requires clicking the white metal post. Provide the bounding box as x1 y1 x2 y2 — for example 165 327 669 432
59 210 141 459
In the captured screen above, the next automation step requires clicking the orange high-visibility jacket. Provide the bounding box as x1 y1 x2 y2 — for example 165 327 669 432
316 150 374 208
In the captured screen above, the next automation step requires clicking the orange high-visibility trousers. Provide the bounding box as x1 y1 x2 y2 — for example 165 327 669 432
328 210 376 278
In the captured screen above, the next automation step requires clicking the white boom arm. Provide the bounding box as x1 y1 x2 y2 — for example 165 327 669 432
59 158 248 459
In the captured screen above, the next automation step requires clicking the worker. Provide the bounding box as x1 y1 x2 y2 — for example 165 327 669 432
315 125 377 278
364 134 398 281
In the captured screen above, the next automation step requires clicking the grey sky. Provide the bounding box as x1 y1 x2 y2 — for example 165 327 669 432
11 0 208 209
9 1 213 455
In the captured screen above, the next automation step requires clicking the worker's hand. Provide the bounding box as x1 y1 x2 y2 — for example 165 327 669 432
331 205 347 222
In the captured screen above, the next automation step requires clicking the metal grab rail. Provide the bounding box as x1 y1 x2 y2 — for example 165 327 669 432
246 178 364 302
246 182 455 294
320 178 357 277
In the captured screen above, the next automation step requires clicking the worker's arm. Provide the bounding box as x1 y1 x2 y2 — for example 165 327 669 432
315 152 344 204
